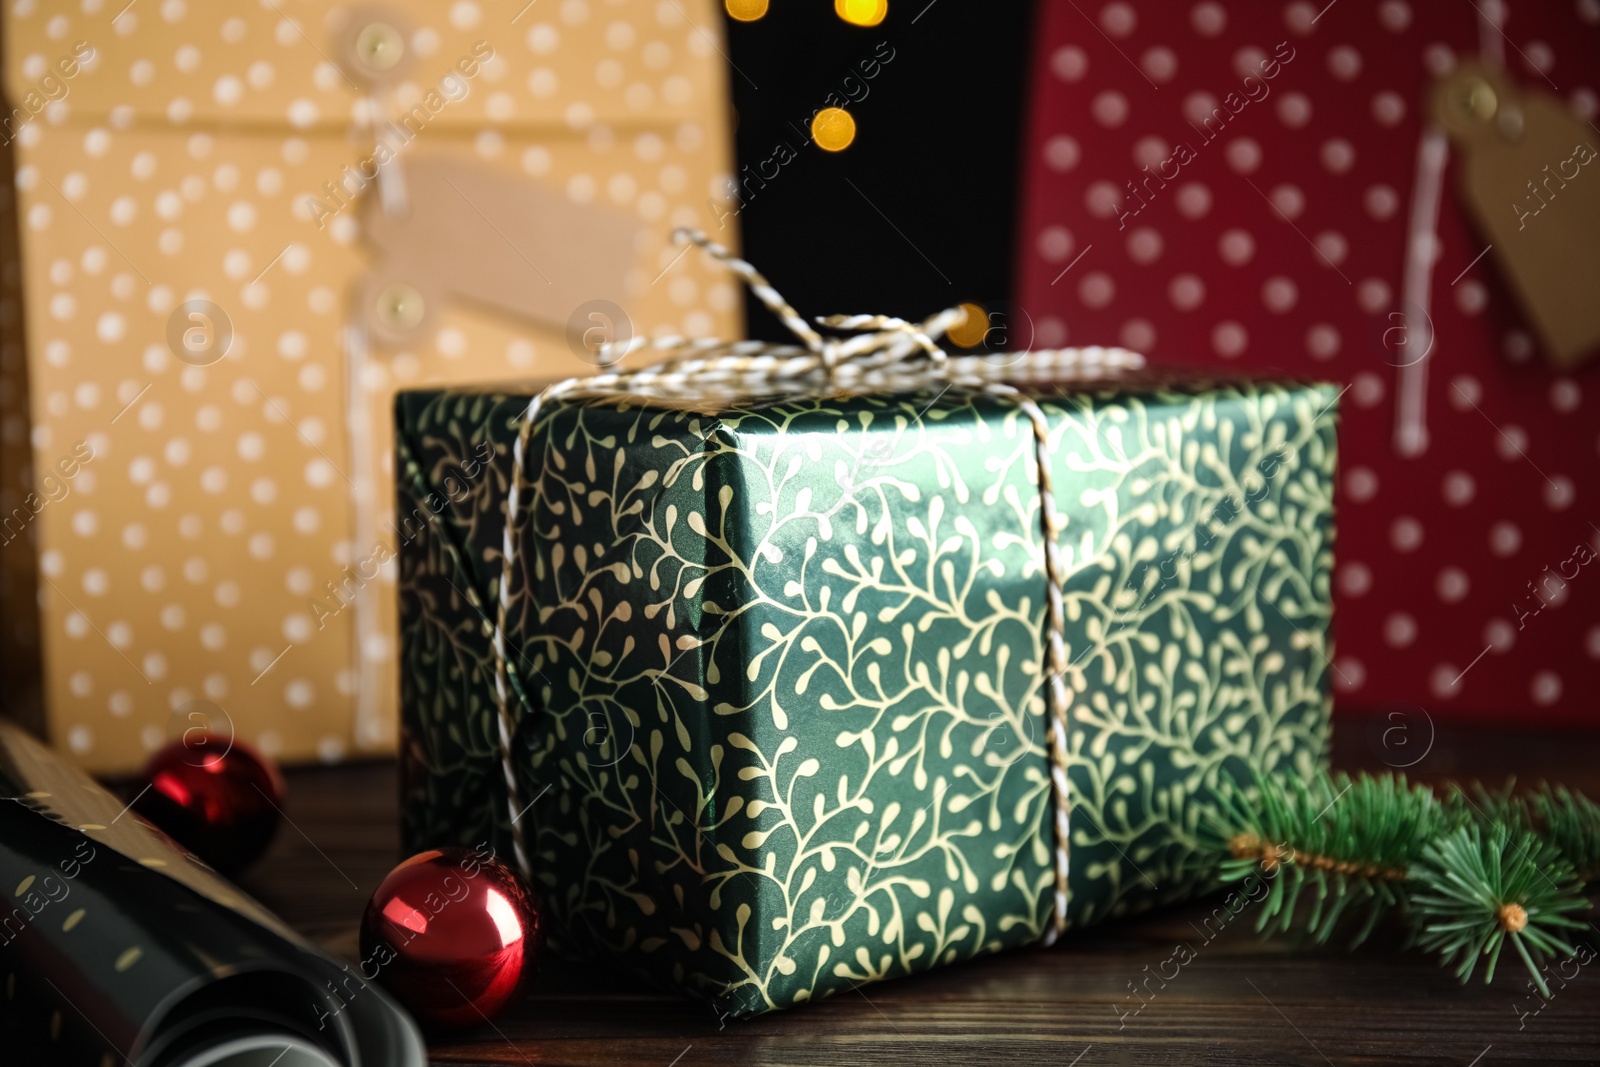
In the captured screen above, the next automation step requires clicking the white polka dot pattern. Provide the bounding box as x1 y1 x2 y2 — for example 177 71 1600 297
1017 1 1600 722
3 0 740 770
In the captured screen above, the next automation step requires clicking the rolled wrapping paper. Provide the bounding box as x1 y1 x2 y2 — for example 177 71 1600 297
0 720 424 1067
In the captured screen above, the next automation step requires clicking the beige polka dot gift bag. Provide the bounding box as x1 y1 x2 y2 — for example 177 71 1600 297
0 0 740 772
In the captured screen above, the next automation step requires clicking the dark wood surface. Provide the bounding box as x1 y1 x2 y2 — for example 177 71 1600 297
241 722 1600 1066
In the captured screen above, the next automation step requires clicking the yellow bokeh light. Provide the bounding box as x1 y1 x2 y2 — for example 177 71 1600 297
835 0 888 27
725 0 769 21
811 107 856 152
946 303 990 349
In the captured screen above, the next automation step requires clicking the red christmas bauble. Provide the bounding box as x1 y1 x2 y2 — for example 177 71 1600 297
359 847 541 1028
133 732 283 876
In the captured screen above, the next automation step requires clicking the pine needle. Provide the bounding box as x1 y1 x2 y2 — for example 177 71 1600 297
1410 824 1587 996
1205 768 1596 993
1209 768 1438 947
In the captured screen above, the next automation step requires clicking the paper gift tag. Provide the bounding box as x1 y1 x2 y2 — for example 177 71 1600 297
1432 62 1600 368
362 155 642 338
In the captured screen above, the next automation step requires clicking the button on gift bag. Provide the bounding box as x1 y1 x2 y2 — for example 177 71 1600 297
1015 0 1600 722
0 1 740 770
395 232 1339 1015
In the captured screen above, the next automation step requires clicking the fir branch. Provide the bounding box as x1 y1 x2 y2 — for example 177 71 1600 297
1527 787 1600 884
1206 768 1597 994
1410 823 1587 997
1209 769 1441 948
1443 781 1600 884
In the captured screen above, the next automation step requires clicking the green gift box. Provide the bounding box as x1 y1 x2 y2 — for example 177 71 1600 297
395 239 1338 1018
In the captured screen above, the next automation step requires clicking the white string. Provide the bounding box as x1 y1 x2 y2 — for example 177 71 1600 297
1395 3 1506 457
1394 127 1449 458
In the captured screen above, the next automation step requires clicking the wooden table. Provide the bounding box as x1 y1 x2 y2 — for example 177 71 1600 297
242 722 1600 1066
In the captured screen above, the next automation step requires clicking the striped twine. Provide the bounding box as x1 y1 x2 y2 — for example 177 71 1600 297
984 385 1075 942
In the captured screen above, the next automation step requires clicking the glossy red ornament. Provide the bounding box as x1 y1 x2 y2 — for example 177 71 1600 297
132 731 284 876
359 847 541 1028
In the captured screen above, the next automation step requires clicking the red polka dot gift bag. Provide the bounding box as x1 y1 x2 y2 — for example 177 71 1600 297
1016 0 1600 724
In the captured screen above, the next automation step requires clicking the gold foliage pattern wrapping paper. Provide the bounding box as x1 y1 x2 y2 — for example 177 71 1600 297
2 0 740 770
396 373 1338 1015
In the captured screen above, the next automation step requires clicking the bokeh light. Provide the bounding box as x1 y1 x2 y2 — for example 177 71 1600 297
946 303 990 348
811 107 856 152
835 0 888 27
725 0 769 22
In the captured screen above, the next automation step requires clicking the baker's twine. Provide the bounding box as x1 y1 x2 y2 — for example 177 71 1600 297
488 227 1146 939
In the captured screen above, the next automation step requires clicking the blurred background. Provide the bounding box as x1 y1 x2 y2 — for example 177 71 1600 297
0 0 1595 777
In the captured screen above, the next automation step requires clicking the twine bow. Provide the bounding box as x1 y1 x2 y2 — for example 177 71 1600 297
597 230 960 377
482 228 1145 942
